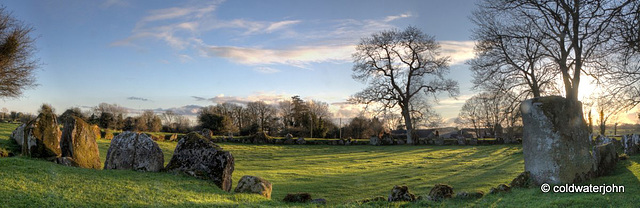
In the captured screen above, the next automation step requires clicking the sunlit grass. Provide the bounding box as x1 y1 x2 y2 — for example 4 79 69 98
1 123 639 207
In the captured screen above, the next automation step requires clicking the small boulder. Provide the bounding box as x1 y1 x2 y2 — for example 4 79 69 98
275 139 284 144
382 136 393 145
102 129 114 140
338 139 345 145
285 133 294 140
428 184 454 201
509 171 531 188
489 184 511 194
165 132 234 192
283 192 312 203
388 185 416 202
60 116 101 169
435 137 444 146
455 191 484 199
457 137 466 145
310 198 326 204
104 132 164 172
370 136 381 146
397 139 406 145
234 175 272 199
283 138 295 145
248 132 270 144
296 137 306 145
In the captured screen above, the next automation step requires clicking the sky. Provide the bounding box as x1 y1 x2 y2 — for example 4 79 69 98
2 0 637 126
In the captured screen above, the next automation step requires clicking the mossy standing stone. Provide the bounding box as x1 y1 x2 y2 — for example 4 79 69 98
60 116 101 169
165 132 234 192
23 109 62 158
521 96 594 185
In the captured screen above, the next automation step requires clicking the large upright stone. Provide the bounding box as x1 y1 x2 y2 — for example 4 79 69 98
10 124 26 147
165 132 234 192
592 142 618 177
104 132 164 172
60 116 101 169
622 134 640 155
521 96 594 185
23 108 62 158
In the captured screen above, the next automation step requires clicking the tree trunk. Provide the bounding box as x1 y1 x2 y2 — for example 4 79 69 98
402 108 414 144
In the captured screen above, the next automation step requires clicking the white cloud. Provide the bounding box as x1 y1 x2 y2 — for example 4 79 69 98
254 67 280 74
440 41 475 65
265 20 301 33
178 54 193 62
384 12 412 22
202 45 354 68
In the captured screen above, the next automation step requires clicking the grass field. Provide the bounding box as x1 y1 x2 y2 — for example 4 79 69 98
1 122 639 207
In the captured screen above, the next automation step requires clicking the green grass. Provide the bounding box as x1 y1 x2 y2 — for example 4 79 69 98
1 122 640 207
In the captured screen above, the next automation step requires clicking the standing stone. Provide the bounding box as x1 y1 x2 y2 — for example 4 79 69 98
622 134 640 155
469 138 478 145
10 124 26 147
592 142 618 177
201 128 214 140
435 137 444 146
388 185 416 202
165 132 234 192
382 136 393 145
457 137 466 145
234 175 272 199
370 136 381 146
295 137 306 145
90 125 101 140
165 133 178 142
521 96 594 185
60 117 101 169
104 132 164 172
23 108 62 158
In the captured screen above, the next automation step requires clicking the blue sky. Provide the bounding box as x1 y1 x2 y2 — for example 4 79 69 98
1 0 480 124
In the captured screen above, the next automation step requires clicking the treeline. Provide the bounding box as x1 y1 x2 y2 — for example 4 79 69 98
197 95 386 138
58 103 192 133
16 96 394 138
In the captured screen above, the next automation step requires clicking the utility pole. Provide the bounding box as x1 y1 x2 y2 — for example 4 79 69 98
339 118 342 139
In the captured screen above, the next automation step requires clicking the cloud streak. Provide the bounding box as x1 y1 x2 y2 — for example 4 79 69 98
127 96 151 102
202 45 354 67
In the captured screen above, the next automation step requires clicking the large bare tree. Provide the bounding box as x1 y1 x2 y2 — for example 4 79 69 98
473 0 634 105
0 7 38 98
350 26 458 144
470 5 559 98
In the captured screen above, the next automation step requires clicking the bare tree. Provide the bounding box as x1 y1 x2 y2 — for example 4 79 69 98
470 5 560 98
350 26 458 144
247 101 276 132
0 7 38 99
474 0 633 105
